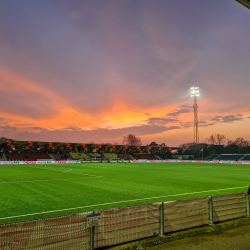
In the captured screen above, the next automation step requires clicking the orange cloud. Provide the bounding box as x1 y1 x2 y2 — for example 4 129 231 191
0 67 95 129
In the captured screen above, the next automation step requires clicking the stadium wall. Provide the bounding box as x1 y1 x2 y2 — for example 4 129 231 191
130 160 250 164
0 160 81 165
1 192 249 249
1 159 250 165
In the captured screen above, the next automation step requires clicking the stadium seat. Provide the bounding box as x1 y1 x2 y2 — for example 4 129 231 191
52 153 72 160
69 153 91 159
241 155 250 161
216 154 244 161
117 154 133 160
133 154 158 160
156 154 175 160
5 152 52 161
206 154 219 160
102 153 119 159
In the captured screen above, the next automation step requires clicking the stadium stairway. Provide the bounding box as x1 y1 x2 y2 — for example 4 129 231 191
213 155 221 160
206 154 219 161
155 155 163 160
129 154 135 160
0 153 6 161
241 155 250 161
239 155 245 161
49 154 56 160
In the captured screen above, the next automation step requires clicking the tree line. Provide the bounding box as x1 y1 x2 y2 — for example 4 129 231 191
178 134 250 157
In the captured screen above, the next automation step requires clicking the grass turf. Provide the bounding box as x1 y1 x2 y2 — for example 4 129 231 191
0 162 249 224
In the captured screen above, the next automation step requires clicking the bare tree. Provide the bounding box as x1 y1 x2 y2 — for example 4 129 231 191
178 142 195 154
206 134 216 145
226 139 234 146
122 134 142 146
215 134 226 145
234 137 249 147
206 134 226 145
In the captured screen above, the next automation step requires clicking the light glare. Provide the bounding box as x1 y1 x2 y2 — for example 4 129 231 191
190 87 199 97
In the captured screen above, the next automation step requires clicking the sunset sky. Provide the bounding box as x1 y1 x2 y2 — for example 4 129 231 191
0 0 250 146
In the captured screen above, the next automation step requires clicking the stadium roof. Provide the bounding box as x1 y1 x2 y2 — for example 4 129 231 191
236 0 250 9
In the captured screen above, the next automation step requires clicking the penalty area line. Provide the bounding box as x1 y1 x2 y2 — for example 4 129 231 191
0 185 248 220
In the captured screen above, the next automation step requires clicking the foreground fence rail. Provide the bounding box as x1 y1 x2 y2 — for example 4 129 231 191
1 192 249 250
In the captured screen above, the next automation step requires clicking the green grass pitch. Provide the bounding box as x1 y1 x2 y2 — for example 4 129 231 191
0 162 249 224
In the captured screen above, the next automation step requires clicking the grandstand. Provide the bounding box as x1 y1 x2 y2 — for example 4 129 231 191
3 139 250 163
5 152 52 161
69 153 91 160
216 154 244 161
52 153 72 160
241 155 250 161
0 140 177 161
102 153 119 160
88 153 103 162
157 154 176 160
167 155 176 160
2 138 250 163
157 154 168 160
206 154 220 161
117 154 134 160
133 154 159 160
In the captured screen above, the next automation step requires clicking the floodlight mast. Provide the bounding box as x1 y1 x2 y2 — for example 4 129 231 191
190 87 199 159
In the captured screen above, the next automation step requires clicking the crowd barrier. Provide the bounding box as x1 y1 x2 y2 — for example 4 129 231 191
130 159 250 164
0 192 249 250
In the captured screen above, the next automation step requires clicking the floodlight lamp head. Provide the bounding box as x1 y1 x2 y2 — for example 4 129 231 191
190 87 199 97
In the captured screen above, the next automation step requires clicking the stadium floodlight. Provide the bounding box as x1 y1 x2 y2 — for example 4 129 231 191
190 87 199 159
235 0 250 10
190 87 200 97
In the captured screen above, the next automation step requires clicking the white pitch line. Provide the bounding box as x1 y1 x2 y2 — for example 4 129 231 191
63 169 72 172
0 177 100 184
23 166 102 178
184 167 213 169
0 185 248 220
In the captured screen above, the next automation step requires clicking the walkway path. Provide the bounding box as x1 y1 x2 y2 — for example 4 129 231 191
150 223 250 250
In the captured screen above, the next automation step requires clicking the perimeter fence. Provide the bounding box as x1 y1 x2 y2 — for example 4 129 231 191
0 192 249 250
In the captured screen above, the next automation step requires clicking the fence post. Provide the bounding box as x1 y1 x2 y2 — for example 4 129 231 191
90 226 95 250
209 196 214 226
159 202 164 236
89 212 95 250
246 193 250 217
